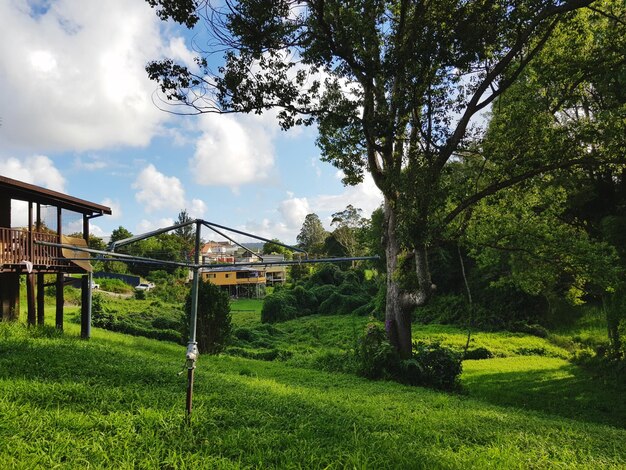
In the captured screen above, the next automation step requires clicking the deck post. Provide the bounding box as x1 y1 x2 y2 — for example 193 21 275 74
37 273 45 325
0 273 20 321
26 273 36 326
56 273 64 330
80 214 91 339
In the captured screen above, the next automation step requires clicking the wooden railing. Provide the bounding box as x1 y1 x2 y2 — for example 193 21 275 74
0 227 64 267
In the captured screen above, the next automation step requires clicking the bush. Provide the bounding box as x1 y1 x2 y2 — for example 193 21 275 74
463 347 494 360
402 341 463 391
153 282 189 303
183 280 232 354
261 291 298 323
91 294 116 328
355 322 397 379
97 278 133 293
292 285 317 315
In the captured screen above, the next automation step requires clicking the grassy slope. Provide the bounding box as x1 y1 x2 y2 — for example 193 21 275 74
1 302 625 468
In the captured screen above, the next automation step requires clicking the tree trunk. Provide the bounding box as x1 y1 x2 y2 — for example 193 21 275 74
383 199 413 359
383 199 434 359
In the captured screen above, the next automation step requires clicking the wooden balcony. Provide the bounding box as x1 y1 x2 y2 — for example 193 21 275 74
0 227 75 272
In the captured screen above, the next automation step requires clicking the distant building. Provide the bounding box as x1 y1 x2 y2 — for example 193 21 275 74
201 265 266 298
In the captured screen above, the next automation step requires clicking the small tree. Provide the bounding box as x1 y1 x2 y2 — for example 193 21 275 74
184 280 232 354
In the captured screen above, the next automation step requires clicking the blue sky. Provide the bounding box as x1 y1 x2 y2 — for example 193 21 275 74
0 0 382 243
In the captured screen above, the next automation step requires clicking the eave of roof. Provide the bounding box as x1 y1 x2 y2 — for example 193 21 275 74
0 175 112 216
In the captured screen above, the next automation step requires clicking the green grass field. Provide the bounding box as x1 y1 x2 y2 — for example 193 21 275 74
1 299 624 468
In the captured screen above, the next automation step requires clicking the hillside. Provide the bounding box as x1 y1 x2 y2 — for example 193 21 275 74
0 310 624 469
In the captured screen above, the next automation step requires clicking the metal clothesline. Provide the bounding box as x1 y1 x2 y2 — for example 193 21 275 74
36 218 377 423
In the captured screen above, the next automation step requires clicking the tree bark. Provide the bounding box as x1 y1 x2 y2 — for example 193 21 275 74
383 198 414 359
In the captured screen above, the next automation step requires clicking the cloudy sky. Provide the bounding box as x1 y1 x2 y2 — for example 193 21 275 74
0 0 382 243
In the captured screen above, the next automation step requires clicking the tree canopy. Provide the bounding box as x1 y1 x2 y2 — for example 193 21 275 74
146 0 621 357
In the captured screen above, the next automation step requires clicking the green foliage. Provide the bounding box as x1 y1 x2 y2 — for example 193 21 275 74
354 322 462 390
96 278 133 293
463 347 494 360
184 280 232 354
403 341 462 391
152 280 189 304
90 294 184 343
355 322 397 380
261 290 297 323
296 213 327 254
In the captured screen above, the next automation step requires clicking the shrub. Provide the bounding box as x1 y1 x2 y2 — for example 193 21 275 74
183 280 232 354
153 282 189 303
309 263 345 286
463 347 493 360
261 290 297 323
91 294 116 328
97 278 133 293
402 341 462 391
292 285 317 315
355 322 397 379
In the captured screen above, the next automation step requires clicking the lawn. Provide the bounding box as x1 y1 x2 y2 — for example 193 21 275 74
0 298 624 468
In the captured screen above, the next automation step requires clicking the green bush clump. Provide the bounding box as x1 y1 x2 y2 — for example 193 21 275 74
261 290 298 323
355 322 397 379
152 282 189 303
97 278 133 293
354 322 463 391
463 347 494 360
91 294 116 328
183 280 232 354
319 292 370 316
401 342 462 391
292 285 317 315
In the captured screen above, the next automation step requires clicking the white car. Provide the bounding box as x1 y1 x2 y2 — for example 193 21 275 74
91 281 100 289
135 283 153 291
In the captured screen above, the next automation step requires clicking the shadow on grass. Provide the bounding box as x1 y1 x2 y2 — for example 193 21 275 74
462 358 626 429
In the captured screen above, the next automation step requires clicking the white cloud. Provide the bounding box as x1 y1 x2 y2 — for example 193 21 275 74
190 113 276 187
0 155 66 192
278 194 310 229
189 198 207 219
0 0 186 152
313 173 383 218
136 218 175 234
74 155 108 171
63 219 104 237
101 198 122 219
238 218 295 244
132 164 185 213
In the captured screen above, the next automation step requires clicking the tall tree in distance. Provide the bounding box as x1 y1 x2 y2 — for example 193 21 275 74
146 0 603 357
296 213 327 254
174 209 196 260
330 205 367 258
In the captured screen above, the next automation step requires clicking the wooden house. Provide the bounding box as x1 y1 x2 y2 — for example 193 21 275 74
0 175 111 337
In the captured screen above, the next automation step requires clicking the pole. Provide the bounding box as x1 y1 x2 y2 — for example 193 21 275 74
185 221 201 421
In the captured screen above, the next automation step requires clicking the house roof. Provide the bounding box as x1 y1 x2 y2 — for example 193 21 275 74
0 175 112 216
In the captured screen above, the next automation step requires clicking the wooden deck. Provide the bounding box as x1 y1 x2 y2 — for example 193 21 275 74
0 227 74 272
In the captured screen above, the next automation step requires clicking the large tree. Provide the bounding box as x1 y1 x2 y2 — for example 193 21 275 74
147 0 605 357
296 213 328 253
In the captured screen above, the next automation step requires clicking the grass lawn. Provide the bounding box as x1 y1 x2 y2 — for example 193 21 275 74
1 296 624 468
